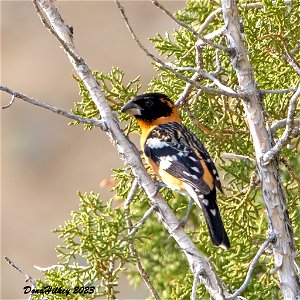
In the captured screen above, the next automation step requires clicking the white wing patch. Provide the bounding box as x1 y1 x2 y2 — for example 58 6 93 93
159 155 175 170
146 137 169 149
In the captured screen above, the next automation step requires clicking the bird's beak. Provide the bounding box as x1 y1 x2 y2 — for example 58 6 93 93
121 100 141 116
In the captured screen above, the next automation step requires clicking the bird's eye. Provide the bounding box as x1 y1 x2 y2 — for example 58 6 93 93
145 100 153 107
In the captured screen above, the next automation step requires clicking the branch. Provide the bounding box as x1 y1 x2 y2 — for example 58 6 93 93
129 206 156 236
222 153 256 165
5 256 36 300
221 0 300 298
263 86 300 164
28 0 231 298
226 233 276 299
0 86 107 130
270 118 300 134
151 0 198 36
124 180 161 300
260 88 298 95
114 0 243 100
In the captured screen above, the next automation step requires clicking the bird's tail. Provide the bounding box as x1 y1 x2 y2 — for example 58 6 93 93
196 189 230 250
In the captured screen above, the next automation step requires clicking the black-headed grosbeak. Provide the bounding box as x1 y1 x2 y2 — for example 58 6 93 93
121 93 230 249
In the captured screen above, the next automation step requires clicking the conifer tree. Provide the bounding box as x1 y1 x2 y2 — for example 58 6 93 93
2 0 299 299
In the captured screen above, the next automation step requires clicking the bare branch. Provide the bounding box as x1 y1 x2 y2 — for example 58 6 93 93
197 8 223 36
114 0 243 100
260 88 298 95
226 233 276 299
263 86 300 164
124 179 139 208
5 256 36 300
222 153 256 164
124 181 161 300
129 206 156 236
1 93 16 109
151 0 198 35
191 269 203 300
270 118 300 134
167 63 236 95
0 86 107 130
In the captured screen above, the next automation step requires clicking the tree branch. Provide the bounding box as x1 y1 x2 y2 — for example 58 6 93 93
226 233 276 299
270 118 300 134
221 0 300 299
114 0 243 100
0 86 107 130
5 256 36 300
263 86 300 164
151 0 198 36
25 0 232 298
222 153 256 165
124 180 161 300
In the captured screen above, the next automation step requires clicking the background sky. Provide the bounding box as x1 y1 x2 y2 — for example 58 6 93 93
1 1 185 298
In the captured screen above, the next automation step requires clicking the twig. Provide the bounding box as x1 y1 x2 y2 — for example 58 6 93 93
124 179 139 208
151 0 197 36
114 0 243 100
34 264 90 271
197 0 294 38
1 93 15 109
260 88 297 95
0 86 107 130
124 181 161 300
197 8 223 36
168 63 237 95
226 233 276 299
263 86 300 164
5 256 36 300
129 206 156 236
270 118 300 134
191 269 203 300
175 72 201 106
222 153 256 165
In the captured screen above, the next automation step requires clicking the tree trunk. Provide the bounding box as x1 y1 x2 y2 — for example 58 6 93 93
221 0 300 299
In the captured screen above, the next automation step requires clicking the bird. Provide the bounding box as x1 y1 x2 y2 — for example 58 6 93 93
121 92 230 249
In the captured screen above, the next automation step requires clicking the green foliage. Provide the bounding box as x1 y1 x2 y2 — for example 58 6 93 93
71 67 141 132
33 192 133 299
35 1 299 299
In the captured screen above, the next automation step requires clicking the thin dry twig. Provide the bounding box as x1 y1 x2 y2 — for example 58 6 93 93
222 153 256 165
129 206 156 236
1 93 16 109
5 256 36 300
263 86 300 164
114 0 243 100
260 88 298 95
226 233 276 299
191 269 203 300
151 0 197 35
124 181 161 300
0 86 107 130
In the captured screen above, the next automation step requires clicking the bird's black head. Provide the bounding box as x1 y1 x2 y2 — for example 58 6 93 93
121 93 179 125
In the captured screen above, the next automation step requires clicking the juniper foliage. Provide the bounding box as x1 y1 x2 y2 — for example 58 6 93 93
34 1 299 299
